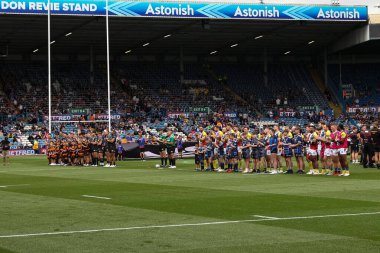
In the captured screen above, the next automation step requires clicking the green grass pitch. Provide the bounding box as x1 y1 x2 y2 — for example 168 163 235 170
0 156 379 253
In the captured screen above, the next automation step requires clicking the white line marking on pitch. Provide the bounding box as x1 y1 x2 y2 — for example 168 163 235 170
254 212 380 221
0 211 379 239
0 167 81 172
253 215 279 220
0 184 30 188
82 195 111 200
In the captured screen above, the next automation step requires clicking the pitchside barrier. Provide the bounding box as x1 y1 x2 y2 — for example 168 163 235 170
1 143 197 158
122 142 196 159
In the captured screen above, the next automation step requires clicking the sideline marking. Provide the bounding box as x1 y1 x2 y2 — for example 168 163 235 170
0 167 82 172
253 215 279 220
82 195 111 200
0 184 30 188
0 211 379 238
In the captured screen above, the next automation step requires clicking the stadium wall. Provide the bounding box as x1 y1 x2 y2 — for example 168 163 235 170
370 16 380 38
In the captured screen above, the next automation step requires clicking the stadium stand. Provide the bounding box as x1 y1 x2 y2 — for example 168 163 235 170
0 62 335 118
211 64 330 113
114 63 248 114
1 61 378 137
329 63 380 106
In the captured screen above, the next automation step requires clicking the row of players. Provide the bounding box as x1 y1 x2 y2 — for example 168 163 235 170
46 122 380 173
46 132 119 167
193 122 379 176
46 130 180 168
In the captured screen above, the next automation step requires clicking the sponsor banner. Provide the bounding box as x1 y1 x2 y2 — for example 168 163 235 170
95 114 122 120
123 142 196 159
346 106 380 113
224 112 237 118
2 148 46 156
8 149 35 156
299 105 318 111
279 111 296 117
68 108 90 115
46 114 123 121
190 107 209 113
167 112 190 118
45 114 81 121
0 0 368 21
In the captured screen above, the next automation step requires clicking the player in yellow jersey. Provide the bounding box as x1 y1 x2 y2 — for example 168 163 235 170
274 125 284 173
318 122 330 175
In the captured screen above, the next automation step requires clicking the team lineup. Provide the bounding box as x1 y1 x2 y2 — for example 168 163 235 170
194 123 353 176
46 131 119 167
43 121 380 177
45 130 180 168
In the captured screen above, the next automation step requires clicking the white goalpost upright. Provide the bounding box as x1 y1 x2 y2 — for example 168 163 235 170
47 0 113 133
47 0 52 133
106 0 112 132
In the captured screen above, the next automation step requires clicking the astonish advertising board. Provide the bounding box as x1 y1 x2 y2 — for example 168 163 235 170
0 0 368 21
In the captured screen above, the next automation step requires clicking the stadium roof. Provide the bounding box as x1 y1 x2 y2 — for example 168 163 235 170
340 39 380 54
0 14 368 58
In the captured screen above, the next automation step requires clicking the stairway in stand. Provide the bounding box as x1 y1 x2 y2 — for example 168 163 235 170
309 66 342 117
205 65 261 116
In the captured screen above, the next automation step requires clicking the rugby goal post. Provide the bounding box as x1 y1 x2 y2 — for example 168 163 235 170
47 0 112 133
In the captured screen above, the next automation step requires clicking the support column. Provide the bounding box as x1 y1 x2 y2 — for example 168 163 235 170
263 48 268 87
179 46 184 85
324 47 328 87
90 45 94 85
339 53 342 86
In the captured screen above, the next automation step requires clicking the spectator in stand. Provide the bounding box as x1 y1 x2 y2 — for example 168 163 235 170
121 136 128 144
33 140 39 155
276 97 281 106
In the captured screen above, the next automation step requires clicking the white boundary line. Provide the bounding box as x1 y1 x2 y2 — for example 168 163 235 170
0 184 30 188
255 212 380 221
82 195 111 200
0 167 82 172
0 211 379 239
253 215 279 220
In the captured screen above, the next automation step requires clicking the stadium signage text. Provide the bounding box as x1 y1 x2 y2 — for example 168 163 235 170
299 105 318 111
167 112 190 118
49 115 74 121
0 0 368 21
45 114 122 121
96 114 122 120
190 107 209 113
1 0 97 12
234 6 279 18
145 3 194 16
279 111 296 117
8 149 35 156
68 108 90 115
346 106 380 113
224 112 237 118
317 8 360 19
